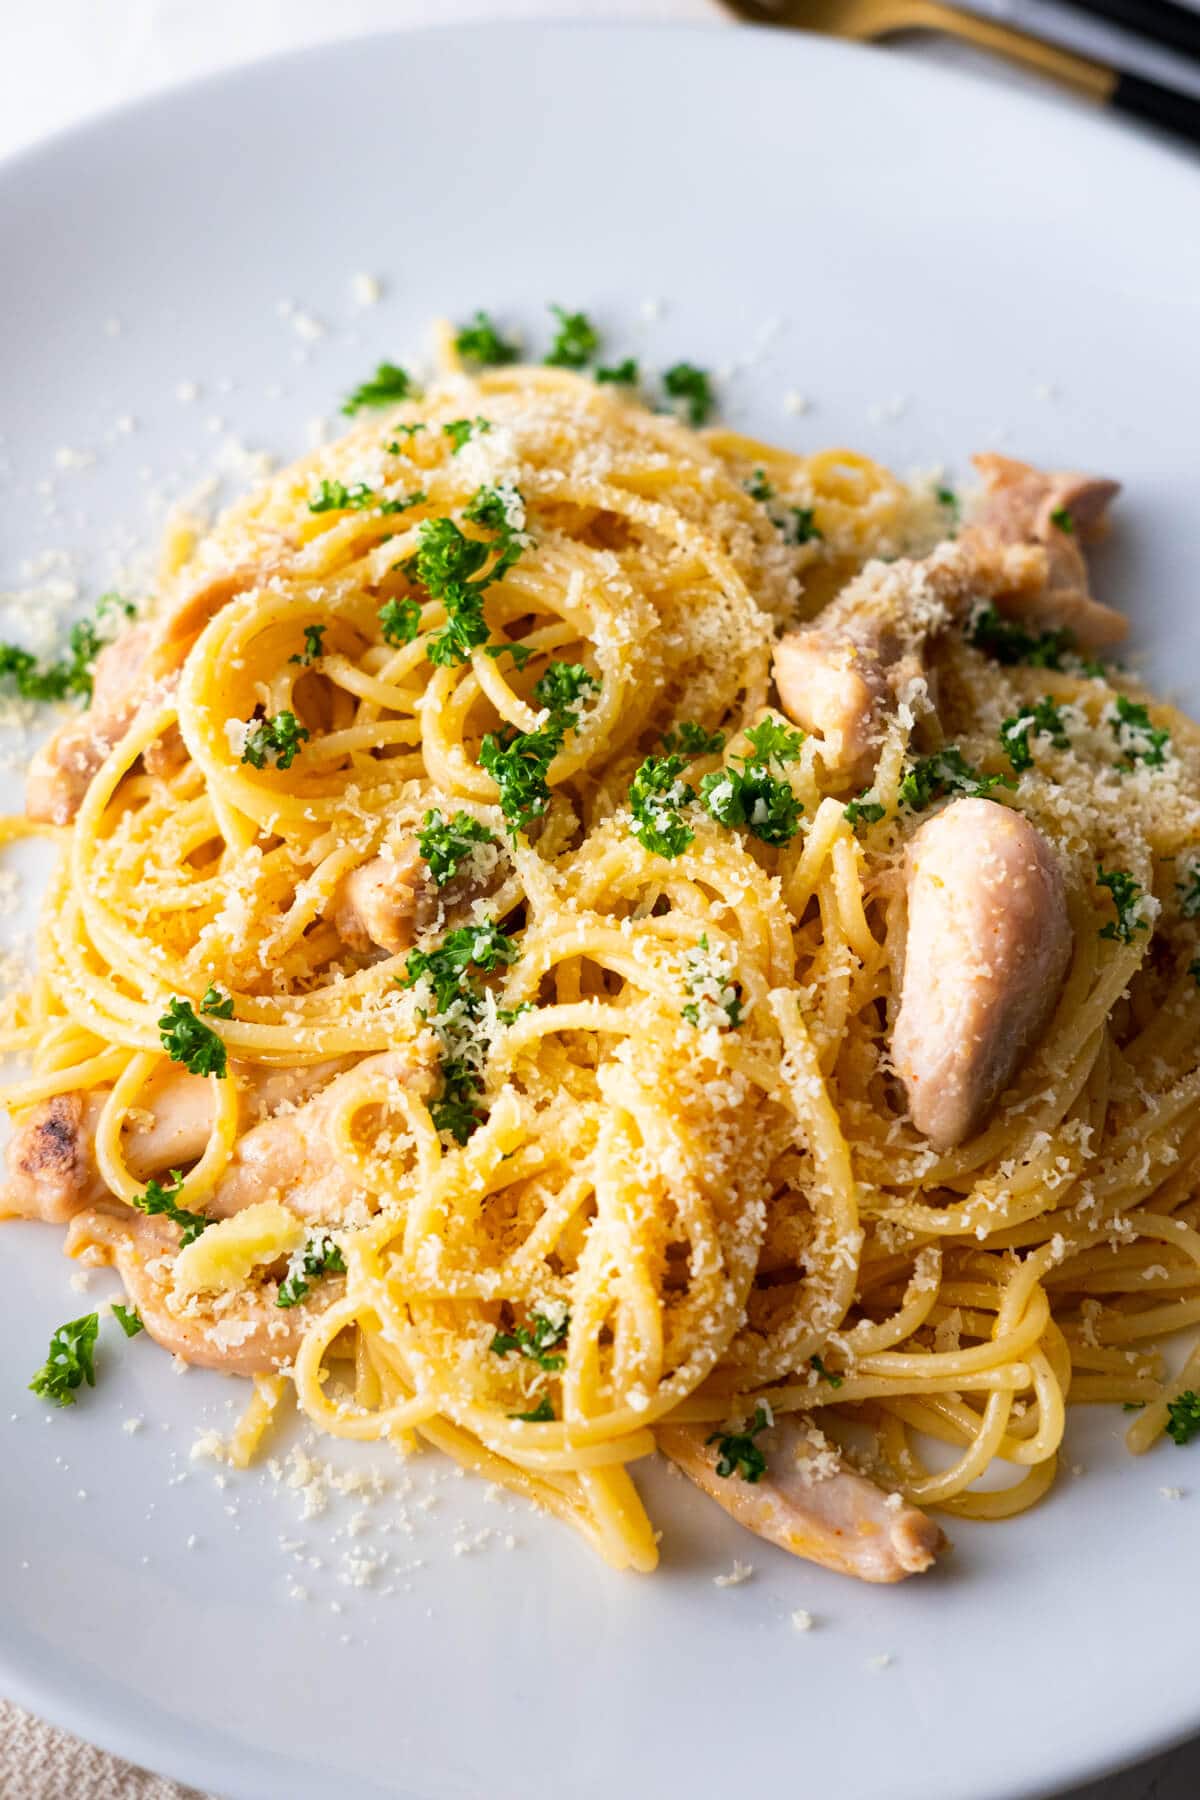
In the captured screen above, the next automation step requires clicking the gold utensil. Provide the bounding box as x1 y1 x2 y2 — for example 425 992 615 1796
721 0 1200 141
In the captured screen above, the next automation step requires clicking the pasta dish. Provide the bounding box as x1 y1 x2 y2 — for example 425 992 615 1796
6 319 1200 1582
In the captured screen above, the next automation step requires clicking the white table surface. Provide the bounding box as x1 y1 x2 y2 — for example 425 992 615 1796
1 4 1198 1798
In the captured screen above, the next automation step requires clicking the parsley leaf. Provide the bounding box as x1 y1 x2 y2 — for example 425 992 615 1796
1165 1389 1200 1445
1177 856 1200 920
745 469 774 502
480 718 565 836
784 507 822 545
0 592 136 705
342 362 418 415
661 721 726 756
706 1403 770 1482
276 1234 346 1309
1097 866 1149 946
999 696 1070 773
454 311 519 367
29 1313 99 1407
417 809 496 888
403 921 519 1013
545 305 599 369
289 623 327 666
378 597 422 647
810 1353 843 1388
388 423 426 445
130 1169 211 1246
628 755 696 858
743 719 805 763
1109 695 1171 771
844 792 886 828
936 485 960 520
111 1303 144 1338
158 998 228 1079
662 362 714 426
443 417 491 453
898 748 1010 811
532 661 598 717
490 1307 570 1371
1049 505 1075 534
698 724 805 847
199 985 234 1020
407 491 525 667
510 1393 556 1423
241 710 309 771
484 640 536 672
595 359 639 386
967 605 1076 671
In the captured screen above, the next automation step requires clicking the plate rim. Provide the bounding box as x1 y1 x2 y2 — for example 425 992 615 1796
1 19 1199 1800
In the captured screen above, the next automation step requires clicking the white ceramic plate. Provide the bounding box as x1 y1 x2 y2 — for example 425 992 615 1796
2 23 1199 1800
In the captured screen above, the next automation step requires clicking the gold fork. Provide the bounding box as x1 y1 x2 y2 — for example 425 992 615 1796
720 0 1200 139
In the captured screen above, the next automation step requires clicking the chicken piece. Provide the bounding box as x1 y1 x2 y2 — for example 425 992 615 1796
332 830 504 957
659 1414 944 1584
333 840 431 957
892 797 1072 1150
25 625 159 825
0 1059 352 1226
963 453 1125 648
25 565 270 826
65 1208 318 1375
205 1050 432 1225
0 1091 110 1223
773 534 1042 784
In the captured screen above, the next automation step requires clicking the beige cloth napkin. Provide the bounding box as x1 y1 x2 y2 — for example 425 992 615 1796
0 1700 209 1800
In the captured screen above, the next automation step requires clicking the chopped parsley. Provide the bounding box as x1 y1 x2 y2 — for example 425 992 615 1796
595 359 639 385
1097 866 1149 946
681 935 743 1030
1049 505 1075 533
478 658 591 836
199 985 234 1020
417 809 496 888
241 710 309 771
544 305 599 369
532 661 598 716
158 998 228 1079
341 362 417 415
1176 856 1200 920
406 489 525 667
967 604 1075 671
378 597 422 647
706 1403 770 1482
276 1234 346 1308
844 792 886 828
745 469 774 502
404 921 519 1014
999 696 1070 773
510 1394 556 1423
308 479 422 516
480 718 565 836
628 755 696 858
490 1307 570 1371
699 719 805 847
454 311 520 367
0 592 136 705
661 721 726 756
936 485 960 520
29 1313 99 1407
130 1168 211 1246
1108 695 1170 771
443 416 491 453
662 361 714 426
388 423 426 445
289 623 327 666
1165 1389 1200 1446
784 507 822 545
810 1353 843 1388
898 747 1010 811
111 1303 143 1338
